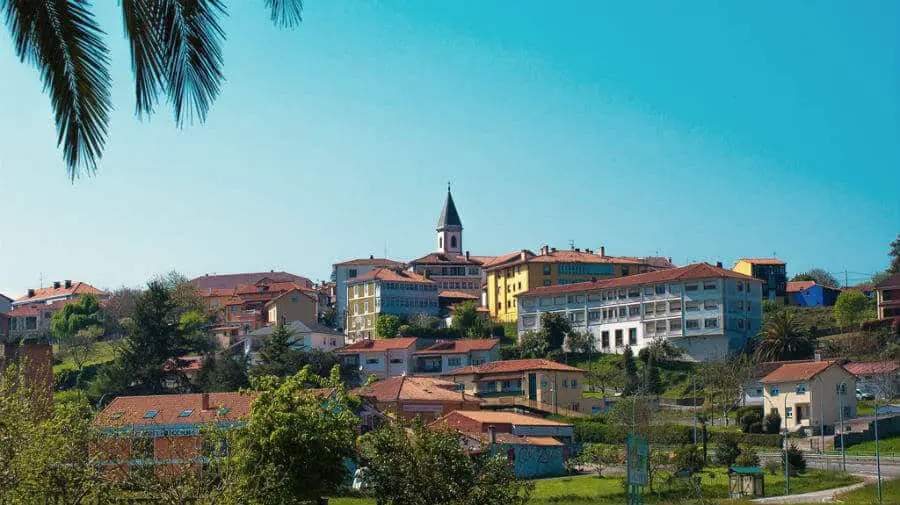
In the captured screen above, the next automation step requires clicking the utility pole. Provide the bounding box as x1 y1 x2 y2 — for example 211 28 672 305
838 382 846 472
844 270 848 288
874 394 883 504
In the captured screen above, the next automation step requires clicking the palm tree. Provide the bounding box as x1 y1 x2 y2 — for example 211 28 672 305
756 309 814 361
2 0 303 179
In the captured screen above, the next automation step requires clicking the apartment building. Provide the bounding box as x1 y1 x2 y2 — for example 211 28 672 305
412 339 500 374
7 281 105 343
333 257 405 334
485 246 673 323
516 263 763 361
874 272 900 319
345 268 438 341
732 258 787 302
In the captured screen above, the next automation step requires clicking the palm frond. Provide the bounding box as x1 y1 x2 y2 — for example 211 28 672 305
265 0 302 28
2 0 111 179
159 0 226 125
121 0 164 117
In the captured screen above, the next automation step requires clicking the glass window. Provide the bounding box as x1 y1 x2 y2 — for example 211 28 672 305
669 300 682 312
645 322 655 334
618 307 626 318
543 264 552 275
669 284 681 294
703 300 718 310
572 379 578 388
685 301 699 312
614 329 623 347
448 357 462 366
628 328 637 345
770 386 780 396
628 305 641 317
628 288 640 298
601 331 609 348
655 284 666 295
669 318 681 331
366 358 380 364
785 407 793 419
703 281 717 290
143 410 159 419
588 310 601 321
617 290 626 300
643 286 654 296
685 319 700 330
704 317 718 329
685 283 699 292
562 379 569 389
179 409 193 417
644 303 654 315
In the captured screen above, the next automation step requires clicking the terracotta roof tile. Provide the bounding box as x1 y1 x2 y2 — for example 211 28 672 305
352 376 483 403
844 361 900 375
737 258 786 265
14 282 104 304
439 410 572 427
189 272 312 291
519 263 758 298
347 268 434 285
786 281 817 293
337 337 418 353
334 257 405 268
438 290 479 300
6 299 70 317
875 272 900 290
482 251 535 269
759 361 842 383
95 392 256 427
443 358 582 376
413 339 499 355
410 252 483 265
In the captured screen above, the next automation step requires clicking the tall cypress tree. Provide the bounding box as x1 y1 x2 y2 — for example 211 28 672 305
622 345 638 396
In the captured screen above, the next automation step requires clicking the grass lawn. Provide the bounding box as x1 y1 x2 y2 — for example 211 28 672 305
52 339 120 373
795 477 899 505
329 467 858 505
845 434 900 456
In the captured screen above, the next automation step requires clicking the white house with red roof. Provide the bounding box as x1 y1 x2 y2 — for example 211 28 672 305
516 263 763 361
6 281 105 343
332 256 406 334
336 337 418 382
760 360 857 434
412 338 500 374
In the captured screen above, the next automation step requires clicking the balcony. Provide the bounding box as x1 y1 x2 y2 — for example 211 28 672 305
475 389 523 398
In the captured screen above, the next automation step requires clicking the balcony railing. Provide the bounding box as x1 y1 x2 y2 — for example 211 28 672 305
475 390 523 398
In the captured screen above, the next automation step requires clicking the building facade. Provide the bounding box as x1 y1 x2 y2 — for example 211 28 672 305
332 257 405 334
874 272 900 320
787 281 841 307
760 361 857 434
245 320 345 361
412 339 500 374
732 258 787 302
7 281 105 343
516 263 763 362
844 361 899 399
336 337 418 382
485 246 674 323
352 376 483 422
345 268 438 341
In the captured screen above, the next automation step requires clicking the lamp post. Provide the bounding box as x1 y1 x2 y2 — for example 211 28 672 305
837 382 846 472
874 394 883 504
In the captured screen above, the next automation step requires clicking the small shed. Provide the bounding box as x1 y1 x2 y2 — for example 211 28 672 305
728 466 764 498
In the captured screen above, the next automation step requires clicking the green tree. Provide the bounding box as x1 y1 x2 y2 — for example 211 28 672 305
890 234 900 274
643 353 664 396
360 421 532 505
518 330 548 358
674 444 704 473
375 313 403 338
540 312 571 351
51 294 104 380
196 353 250 393
565 330 595 355
319 307 338 328
791 268 839 287
451 301 486 337
621 345 639 396
2 0 304 179
225 366 358 504
757 309 814 361
578 444 620 477
250 323 295 378
714 436 741 466
834 290 876 329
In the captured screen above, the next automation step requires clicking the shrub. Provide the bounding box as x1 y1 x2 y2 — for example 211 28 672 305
784 442 806 475
735 446 760 467
498 344 520 361
748 422 764 434
737 405 764 434
764 411 782 434
708 431 781 448
764 460 780 475
674 445 704 473
714 436 741 466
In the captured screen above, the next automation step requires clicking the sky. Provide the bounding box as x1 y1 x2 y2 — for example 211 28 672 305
1 1 898 297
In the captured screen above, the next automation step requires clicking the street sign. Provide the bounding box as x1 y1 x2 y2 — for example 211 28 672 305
626 435 649 505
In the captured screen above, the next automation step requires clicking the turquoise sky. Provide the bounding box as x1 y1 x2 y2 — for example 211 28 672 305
1 1 898 296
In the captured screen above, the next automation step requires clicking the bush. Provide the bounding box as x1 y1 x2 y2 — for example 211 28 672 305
714 436 741 466
674 445 704 473
735 446 760 467
764 411 782 434
784 442 806 475
573 420 694 445
748 422 764 434
498 344 520 361
737 405 764 434
764 460 780 475
708 431 781 448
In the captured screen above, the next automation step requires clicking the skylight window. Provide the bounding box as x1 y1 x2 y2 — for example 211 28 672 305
110 411 124 420
143 410 159 419
217 406 230 416
179 409 194 417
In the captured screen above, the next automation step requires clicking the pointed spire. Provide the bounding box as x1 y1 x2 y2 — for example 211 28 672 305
437 185 462 230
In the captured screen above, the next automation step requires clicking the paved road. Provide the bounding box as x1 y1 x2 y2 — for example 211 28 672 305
753 479 871 504
758 452 900 477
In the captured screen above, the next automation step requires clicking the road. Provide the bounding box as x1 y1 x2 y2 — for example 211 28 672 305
759 451 900 477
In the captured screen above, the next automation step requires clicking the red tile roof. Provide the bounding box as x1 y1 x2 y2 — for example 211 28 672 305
413 339 499 355
786 281 817 293
520 262 758 298
95 392 257 427
14 282 104 304
738 258 786 265
263 288 317 307
6 299 70 317
444 358 583 376
461 431 564 447
352 376 483 403
875 272 900 290
439 290 479 300
334 257 405 268
482 251 535 269
337 337 418 353
163 355 205 373
410 252 484 265
347 268 434 285
200 288 237 297
528 250 644 265
189 272 313 290
759 360 843 383
844 361 900 375
235 281 304 296
439 410 572 427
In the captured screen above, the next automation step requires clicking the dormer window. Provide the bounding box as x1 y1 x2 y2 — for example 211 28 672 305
143 410 159 419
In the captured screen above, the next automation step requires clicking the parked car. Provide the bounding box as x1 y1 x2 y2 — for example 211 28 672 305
856 389 874 400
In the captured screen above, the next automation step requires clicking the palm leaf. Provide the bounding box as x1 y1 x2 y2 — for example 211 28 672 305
2 0 111 179
121 0 165 117
265 0 302 28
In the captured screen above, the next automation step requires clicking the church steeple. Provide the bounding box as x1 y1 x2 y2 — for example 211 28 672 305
436 184 462 253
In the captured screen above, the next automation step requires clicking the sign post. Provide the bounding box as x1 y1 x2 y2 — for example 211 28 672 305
626 435 648 505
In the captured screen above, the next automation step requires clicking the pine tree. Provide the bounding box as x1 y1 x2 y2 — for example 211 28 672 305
255 324 295 375
622 346 639 396
644 354 664 395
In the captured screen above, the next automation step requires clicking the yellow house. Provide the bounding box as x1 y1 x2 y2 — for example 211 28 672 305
760 360 857 434
266 288 317 326
732 258 787 302
485 246 673 323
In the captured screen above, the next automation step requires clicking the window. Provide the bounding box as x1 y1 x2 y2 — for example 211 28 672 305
644 286 654 296
363 301 369 313
543 264 552 275
562 379 569 389
738 318 744 329
685 301 699 312
669 318 681 331
448 357 462 366
354 285 360 297
737 300 744 310
621 267 630 276
703 300 718 310
685 283 699 292
628 288 640 298
795 383 807 394
601 331 610 348
656 320 667 333
389 358 404 364
655 284 666 295
543 280 551 286
217 406 230 416
737 282 744 292
554 296 565 304
769 386 780 396
366 358 380 364
669 300 682 312
685 319 700 330
628 305 641 317
703 281 717 290
785 407 793 419
704 317 718 329
644 303 654 316
522 315 537 327
617 290 626 300
450 235 457 248
615 329 623 347
843 406 851 417
618 307 626 318
628 328 637 345
354 303 359 315
143 410 159 419
179 409 193 417
645 322 655 334
669 284 681 294
572 379 578 388
348 268 358 278
588 311 601 322
655 302 667 314
229 306 237 314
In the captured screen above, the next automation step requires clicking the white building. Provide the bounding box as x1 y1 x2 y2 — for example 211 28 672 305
412 339 500 375
516 263 762 362
332 256 405 334
244 320 345 363
336 337 418 383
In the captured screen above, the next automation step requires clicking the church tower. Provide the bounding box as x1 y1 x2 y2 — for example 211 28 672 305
436 185 462 254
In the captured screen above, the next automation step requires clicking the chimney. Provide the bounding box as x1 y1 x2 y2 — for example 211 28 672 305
540 245 549 255
520 251 527 261
814 349 822 362
201 393 210 411
27 289 35 298
716 261 723 269
465 250 470 260
550 247 557 253
487 424 496 445
64 280 72 289
370 254 374 260
53 281 61 289
599 246 605 258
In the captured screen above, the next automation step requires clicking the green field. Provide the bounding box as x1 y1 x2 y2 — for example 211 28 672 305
845 434 900 456
329 467 859 505
52 339 120 373
796 477 899 505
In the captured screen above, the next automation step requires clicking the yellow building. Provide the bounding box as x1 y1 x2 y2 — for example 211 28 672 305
484 246 673 323
732 258 787 302
760 360 856 434
266 288 318 327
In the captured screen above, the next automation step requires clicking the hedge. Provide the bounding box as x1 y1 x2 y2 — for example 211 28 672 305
574 419 782 448
709 431 782 448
